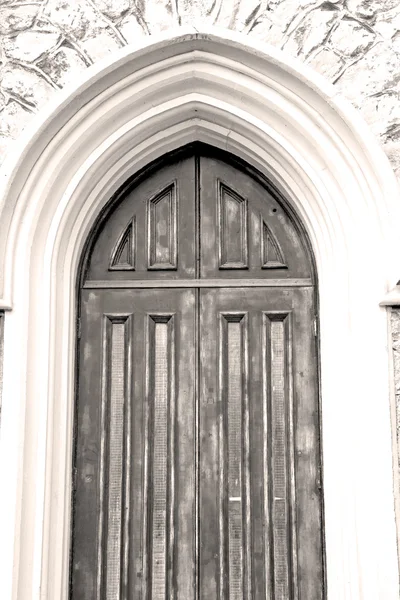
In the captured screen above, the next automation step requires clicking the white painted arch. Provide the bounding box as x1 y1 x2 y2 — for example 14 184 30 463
0 26 399 600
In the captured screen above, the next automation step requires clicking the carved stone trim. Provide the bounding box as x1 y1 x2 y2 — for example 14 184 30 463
381 284 400 307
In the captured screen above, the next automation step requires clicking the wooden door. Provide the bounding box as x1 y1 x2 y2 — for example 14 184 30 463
71 148 324 599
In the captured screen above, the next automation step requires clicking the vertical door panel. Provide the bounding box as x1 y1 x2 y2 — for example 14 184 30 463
199 287 323 600
72 289 196 600
103 317 131 600
218 184 249 269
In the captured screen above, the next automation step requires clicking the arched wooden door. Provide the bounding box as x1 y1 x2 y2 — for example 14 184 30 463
71 147 324 599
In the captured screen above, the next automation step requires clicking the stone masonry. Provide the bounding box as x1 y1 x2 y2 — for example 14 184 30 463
1 1 400 477
0 0 400 177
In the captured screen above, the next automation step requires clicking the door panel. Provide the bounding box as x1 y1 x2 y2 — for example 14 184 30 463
87 157 197 281
199 288 323 600
199 157 311 280
72 289 196 600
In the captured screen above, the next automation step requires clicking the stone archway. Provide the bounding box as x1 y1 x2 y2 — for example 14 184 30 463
0 28 399 600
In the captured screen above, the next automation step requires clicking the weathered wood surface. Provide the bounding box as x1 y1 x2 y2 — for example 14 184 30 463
71 149 323 599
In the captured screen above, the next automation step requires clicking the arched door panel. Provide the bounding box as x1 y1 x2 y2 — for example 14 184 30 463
84 156 311 285
87 157 197 281
199 157 311 280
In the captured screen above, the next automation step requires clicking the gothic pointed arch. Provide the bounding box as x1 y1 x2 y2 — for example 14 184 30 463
0 29 398 600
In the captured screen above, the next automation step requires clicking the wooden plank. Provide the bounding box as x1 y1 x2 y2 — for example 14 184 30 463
199 292 254 600
84 278 313 289
198 289 220 599
222 314 252 600
146 316 175 599
267 316 294 600
101 319 130 600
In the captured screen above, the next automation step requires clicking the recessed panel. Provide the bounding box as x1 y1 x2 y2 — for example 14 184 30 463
219 313 251 599
109 217 136 271
218 183 248 269
200 156 312 279
262 219 287 269
264 314 296 600
147 184 178 270
98 316 132 600
144 315 176 600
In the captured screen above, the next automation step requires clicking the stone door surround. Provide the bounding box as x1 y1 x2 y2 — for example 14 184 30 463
0 27 399 600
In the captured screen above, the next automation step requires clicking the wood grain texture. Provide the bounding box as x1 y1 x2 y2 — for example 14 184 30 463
219 314 252 600
105 322 127 600
84 149 313 285
72 149 323 600
72 290 196 600
218 183 248 269
262 219 287 269
146 316 175 600
85 156 196 281
199 155 312 280
109 217 136 271
267 317 296 599
199 288 322 600
95 316 132 600
147 184 178 270
84 278 312 289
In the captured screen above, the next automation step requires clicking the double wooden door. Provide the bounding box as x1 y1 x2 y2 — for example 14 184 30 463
72 152 324 599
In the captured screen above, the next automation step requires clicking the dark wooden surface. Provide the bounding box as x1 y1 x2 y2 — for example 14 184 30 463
71 149 324 599
87 157 197 281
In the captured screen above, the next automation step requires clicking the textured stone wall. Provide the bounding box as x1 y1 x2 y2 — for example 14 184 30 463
0 0 400 178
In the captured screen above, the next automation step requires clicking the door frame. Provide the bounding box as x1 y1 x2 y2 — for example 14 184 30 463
0 27 399 600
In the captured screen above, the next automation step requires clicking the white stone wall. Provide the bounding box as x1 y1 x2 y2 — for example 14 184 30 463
0 0 400 178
